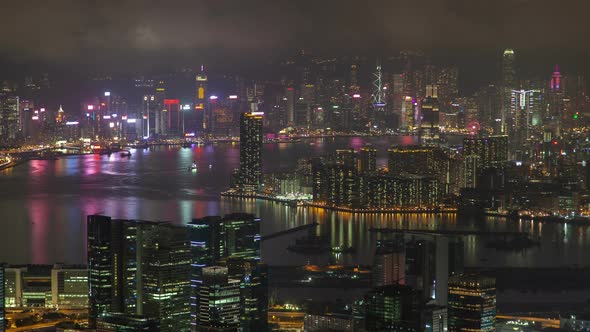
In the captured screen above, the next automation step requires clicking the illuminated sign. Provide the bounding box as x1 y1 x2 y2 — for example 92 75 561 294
87 105 94 110
66 121 79 125
122 115 128 120
32 116 39 120
104 91 111 97
251 112 264 116
353 94 361 99
164 99 180 105
209 95 218 100
127 119 137 123
185 132 196 137
109 122 115 128
40 108 46 112
183 104 191 110
198 87 205 99
103 115 111 119
229 95 238 100
196 75 207 81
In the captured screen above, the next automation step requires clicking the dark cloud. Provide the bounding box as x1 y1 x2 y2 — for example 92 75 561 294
0 0 588 64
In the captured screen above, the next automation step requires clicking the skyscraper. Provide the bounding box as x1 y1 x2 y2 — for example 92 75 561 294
373 239 405 287
87 215 191 332
238 112 263 192
0 96 20 140
448 273 496 332
359 147 377 174
195 67 208 131
227 258 268 332
197 266 241 331
501 49 516 135
188 214 262 329
420 85 440 139
364 284 423 331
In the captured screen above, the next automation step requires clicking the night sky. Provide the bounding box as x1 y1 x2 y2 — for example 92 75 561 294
0 0 588 76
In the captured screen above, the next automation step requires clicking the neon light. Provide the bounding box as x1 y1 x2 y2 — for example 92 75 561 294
109 122 115 128
112 114 117 118
251 112 264 116
32 116 39 120
104 91 111 96
40 108 46 112
66 121 79 125
185 132 196 137
353 94 361 98
209 95 218 100
164 99 180 105
126 119 137 123
103 115 111 119
122 115 128 120
229 95 238 100
87 105 94 110
183 104 191 110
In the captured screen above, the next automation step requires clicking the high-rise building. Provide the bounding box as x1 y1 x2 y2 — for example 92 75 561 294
463 136 508 167
420 85 440 139
188 214 262 329
373 239 405 287
238 112 263 192
0 96 20 140
402 96 416 130
87 215 191 332
227 258 268 332
195 67 208 131
501 49 516 135
387 145 439 175
51 264 88 309
364 285 423 331
359 147 377 173
448 273 496 332
197 266 241 331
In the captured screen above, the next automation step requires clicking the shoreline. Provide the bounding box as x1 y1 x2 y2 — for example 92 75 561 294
221 191 457 214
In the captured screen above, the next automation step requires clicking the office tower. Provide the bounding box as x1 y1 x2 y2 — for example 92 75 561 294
96 313 160 331
188 214 262 329
364 285 423 331
424 305 448 332
448 273 496 332
286 87 295 125
0 263 5 332
462 136 508 167
163 99 180 135
195 67 208 131
304 313 354 331
227 258 268 332
476 85 502 133
420 85 440 139
197 266 241 331
405 235 463 305
373 239 405 287
0 96 20 140
51 264 88 309
392 74 405 121
359 147 377 173
238 112 263 192
402 96 416 130
87 215 191 332
549 65 565 135
501 49 516 135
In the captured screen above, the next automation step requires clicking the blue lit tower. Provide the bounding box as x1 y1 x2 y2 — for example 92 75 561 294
372 59 387 129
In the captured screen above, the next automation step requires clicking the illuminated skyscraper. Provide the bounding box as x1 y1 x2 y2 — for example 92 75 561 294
501 49 516 135
364 284 423 331
87 215 191 332
238 112 263 192
195 67 208 131
197 266 241 331
0 96 20 140
373 239 405 287
188 214 262 330
420 85 440 139
462 136 508 167
402 96 416 130
448 273 496 332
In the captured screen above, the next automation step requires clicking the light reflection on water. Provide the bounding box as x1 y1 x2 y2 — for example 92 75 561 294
0 137 588 268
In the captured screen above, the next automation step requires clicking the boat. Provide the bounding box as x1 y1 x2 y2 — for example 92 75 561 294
331 246 356 254
188 161 198 172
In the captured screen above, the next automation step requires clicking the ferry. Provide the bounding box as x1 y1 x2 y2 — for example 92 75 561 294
188 161 198 172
